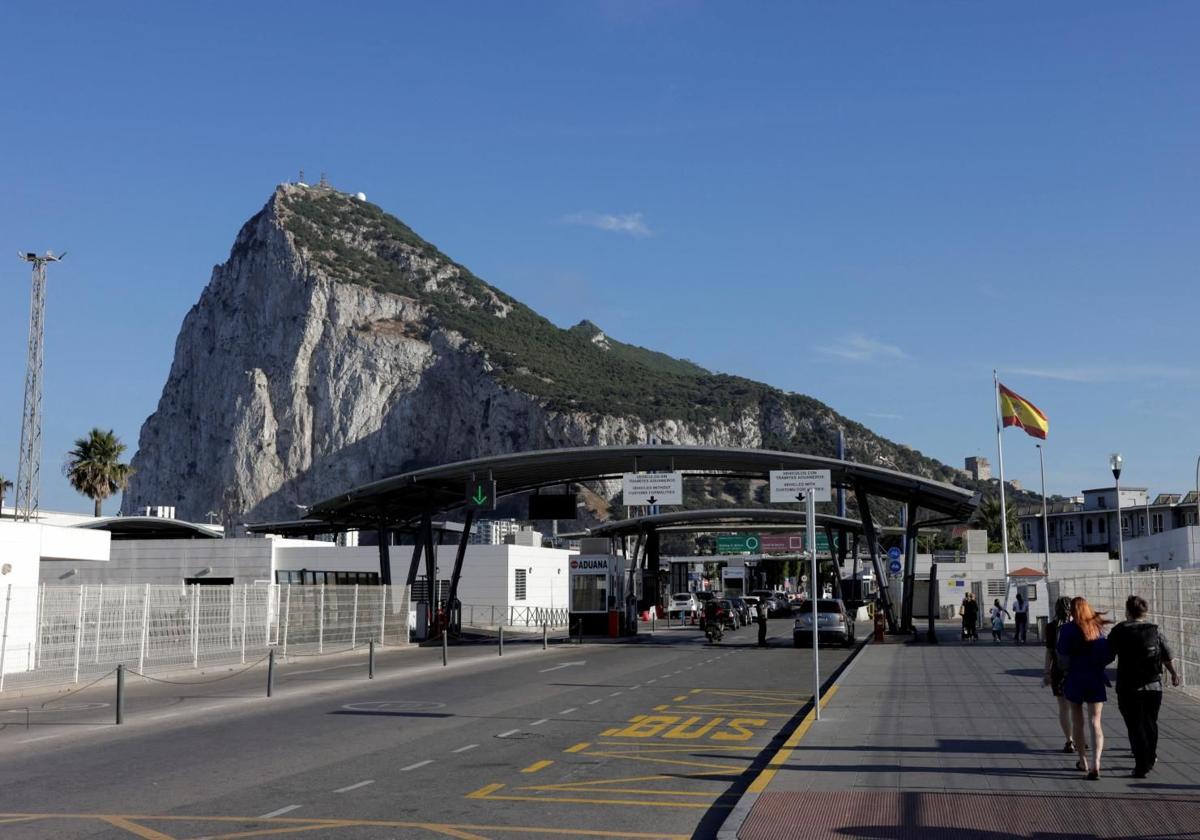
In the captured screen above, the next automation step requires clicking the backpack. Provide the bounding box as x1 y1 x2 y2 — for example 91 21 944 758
1119 622 1163 688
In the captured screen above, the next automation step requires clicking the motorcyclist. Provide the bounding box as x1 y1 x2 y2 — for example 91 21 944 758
704 599 724 641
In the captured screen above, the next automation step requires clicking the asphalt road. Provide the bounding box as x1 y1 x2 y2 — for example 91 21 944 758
0 619 854 839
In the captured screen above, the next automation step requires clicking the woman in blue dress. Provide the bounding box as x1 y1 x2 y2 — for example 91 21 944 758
1056 596 1111 779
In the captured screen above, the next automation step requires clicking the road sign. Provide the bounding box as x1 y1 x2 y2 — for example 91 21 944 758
887 546 902 561
465 478 497 511
769 469 832 503
717 534 760 554
888 558 903 575
622 472 683 506
760 532 831 553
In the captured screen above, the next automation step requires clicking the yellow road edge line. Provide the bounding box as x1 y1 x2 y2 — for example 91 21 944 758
99 816 177 840
519 787 717 797
466 792 726 810
743 681 841 793
746 768 778 794
521 760 554 774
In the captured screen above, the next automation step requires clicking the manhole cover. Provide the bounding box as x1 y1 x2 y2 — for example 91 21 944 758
2 702 109 714
341 700 446 713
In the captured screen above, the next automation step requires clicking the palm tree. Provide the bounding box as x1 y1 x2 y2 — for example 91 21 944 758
0 475 11 518
63 429 134 517
974 496 1026 553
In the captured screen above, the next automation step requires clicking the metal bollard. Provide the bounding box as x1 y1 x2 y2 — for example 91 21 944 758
368 640 375 679
650 612 655 635
543 623 548 650
577 621 584 646
115 664 125 725
267 649 275 697
442 628 448 667
499 625 504 656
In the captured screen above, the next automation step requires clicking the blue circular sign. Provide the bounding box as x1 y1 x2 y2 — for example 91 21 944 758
888 558 903 575
887 546 902 561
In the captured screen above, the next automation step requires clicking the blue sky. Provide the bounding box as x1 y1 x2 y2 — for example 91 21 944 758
1 1 1197 514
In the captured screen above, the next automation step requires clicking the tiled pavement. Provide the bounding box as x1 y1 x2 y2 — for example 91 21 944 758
727 625 1200 839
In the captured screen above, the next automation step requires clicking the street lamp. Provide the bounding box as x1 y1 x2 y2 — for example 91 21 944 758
1036 444 1049 577
1110 453 1124 569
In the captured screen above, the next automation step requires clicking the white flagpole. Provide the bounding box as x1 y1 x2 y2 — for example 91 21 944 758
994 371 1011 578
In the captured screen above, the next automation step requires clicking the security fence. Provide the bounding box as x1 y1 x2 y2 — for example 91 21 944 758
0 583 410 694
459 604 569 630
1050 569 1198 700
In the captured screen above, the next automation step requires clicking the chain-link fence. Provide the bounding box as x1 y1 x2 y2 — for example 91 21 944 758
1050 569 1198 701
0 583 410 694
458 604 569 630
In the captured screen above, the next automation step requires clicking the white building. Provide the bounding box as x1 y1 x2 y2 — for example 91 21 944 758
471 519 524 545
1019 487 1200 557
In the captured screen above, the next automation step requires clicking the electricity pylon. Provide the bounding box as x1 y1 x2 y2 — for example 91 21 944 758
14 250 64 522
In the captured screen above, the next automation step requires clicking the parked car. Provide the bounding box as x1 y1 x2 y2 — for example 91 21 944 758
749 590 779 612
793 598 856 648
715 598 740 630
727 596 751 626
668 592 699 616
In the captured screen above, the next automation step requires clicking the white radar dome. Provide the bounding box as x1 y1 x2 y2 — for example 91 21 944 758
355 192 367 202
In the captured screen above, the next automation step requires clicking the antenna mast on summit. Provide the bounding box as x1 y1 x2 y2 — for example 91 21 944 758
14 250 64 522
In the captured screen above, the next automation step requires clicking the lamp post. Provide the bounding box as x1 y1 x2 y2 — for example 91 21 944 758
1036 444 1049 577
1110 453 1124 569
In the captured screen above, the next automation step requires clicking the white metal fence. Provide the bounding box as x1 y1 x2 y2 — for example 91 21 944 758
459 604 569 630
1050 569 1199 701
0 584 410 694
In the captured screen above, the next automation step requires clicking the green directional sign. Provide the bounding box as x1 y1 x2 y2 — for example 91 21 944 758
465 478 497 511
717 534 761 554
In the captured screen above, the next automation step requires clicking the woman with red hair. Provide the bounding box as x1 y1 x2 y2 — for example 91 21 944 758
1056 596 1112 779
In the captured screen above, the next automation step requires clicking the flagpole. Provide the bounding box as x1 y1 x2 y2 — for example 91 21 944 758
994 371 1011 577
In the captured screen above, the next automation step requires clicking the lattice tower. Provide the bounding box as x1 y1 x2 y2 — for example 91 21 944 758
15 251 63 521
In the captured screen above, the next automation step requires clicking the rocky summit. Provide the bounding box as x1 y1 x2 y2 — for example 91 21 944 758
122 184 966 526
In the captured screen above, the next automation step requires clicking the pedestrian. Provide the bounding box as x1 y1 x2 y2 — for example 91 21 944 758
1106 595 1182 778
756 598 768 648
1013 591 1029 644
1057 596 1112 779
1042 596 1077 753
989 599 1010 642
960 592 979 643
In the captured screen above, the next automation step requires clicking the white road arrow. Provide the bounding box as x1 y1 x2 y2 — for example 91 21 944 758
539 661 586 673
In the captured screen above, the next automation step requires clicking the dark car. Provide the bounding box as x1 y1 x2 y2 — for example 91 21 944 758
715 598 740 630
793 598 856 647
728 596 751 626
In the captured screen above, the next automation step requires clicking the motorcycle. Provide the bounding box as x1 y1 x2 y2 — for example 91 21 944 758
704 617 724 644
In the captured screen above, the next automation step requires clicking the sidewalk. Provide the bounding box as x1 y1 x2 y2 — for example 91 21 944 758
727 624 1200 839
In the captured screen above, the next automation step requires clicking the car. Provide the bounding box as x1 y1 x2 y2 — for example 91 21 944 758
668 592 699 616
727 596 751 625
793 598 856 648
741 595 761 620
715 598 740 630
749 589 779 612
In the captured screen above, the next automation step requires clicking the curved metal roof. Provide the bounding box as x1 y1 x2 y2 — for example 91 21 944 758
582 508 862 538
305 445 978 528
78 517 224 540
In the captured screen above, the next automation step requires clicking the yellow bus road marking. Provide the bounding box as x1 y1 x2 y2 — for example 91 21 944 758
579 751 744 772
0 813 689 840
521 760 555 774
521 787 717 798
99 816 177 840
594 743 758 753
464 790 728 810
672 695 687 701
203 822 359 839
689 688 702 693
653 705 669 711
565 741 591 753
467 783 507 799
518 771 729 791
423 826 492 840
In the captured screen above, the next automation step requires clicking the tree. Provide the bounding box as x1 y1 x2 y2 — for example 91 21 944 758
64 429 134 517
974 496 1026 553
0 475 11 518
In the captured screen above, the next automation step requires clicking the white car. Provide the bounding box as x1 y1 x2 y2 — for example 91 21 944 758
668 592 700 615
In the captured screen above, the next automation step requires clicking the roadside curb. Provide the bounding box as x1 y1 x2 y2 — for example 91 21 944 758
714 634 872 840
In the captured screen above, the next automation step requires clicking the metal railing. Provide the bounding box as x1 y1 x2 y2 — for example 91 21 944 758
1050 569 1198 701
458 604 569 630
0 583 410 694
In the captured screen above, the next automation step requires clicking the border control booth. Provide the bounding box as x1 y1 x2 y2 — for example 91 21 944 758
568 539 633 636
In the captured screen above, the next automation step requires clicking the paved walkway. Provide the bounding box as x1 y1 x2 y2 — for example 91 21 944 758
726 625 1200 839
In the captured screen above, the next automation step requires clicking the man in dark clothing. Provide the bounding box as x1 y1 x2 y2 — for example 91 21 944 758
756 599 768 648
1106 595 1181 778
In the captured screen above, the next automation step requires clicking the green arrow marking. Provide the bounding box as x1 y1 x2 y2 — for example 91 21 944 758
471 484 488 506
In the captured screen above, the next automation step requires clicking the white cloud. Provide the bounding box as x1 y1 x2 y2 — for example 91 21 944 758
865 412 905 421
559 211 653 237
1007 365 1193 384
819 333 908 362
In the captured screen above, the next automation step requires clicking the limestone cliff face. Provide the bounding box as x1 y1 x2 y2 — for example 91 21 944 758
123 185 963 526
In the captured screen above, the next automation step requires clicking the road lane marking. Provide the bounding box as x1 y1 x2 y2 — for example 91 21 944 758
17 735 64 744
609 691 622 697
690 689 703 694
453 744 479 753
467 783 506 798
559 708 578 714
400 760 434 771
98 816 174 839
530 718 548 726
587 699 602 705
565 742 591 752
673 696 687 701
646 679 656 684
334 780 374 793
521 760 554 773
258 805 302 818
496 729 521 738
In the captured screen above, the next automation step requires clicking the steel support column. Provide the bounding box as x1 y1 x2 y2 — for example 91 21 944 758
377 528 392 585
405 514 428 587
645 528 662 614
855 483 898 633
445 509 476 610
901 499 919 633
824 524 843 601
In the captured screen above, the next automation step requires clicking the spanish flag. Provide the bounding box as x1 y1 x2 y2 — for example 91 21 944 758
998 383 1049 439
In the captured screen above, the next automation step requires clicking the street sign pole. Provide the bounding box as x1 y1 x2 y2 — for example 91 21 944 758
807 491 820 722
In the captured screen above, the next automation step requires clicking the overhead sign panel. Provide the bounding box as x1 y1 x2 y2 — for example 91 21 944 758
622 472 683 507
760 532 832 553
717 534 760 554
769 469 832 503
465 478 497 511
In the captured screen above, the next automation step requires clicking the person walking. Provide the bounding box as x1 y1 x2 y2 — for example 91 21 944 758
1106 595 1182 778
1042 596 1076 753
1012 591 1030 644
1057 596 1111 779
960 592 979 643
756 598 769 648
989 599 1010 642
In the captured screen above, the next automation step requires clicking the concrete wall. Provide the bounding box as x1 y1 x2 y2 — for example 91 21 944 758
1122 527 1200 572
40 538 276 586
448 545 570 611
